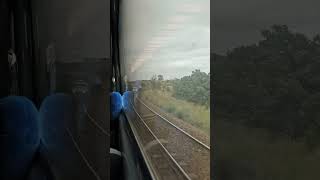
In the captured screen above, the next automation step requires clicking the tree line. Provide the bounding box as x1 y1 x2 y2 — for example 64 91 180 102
143 69 210 108
172 70 210 107
213 25 320 149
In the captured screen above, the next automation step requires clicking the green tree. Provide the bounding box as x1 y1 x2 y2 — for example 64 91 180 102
150 75 160 89
158 75 164 81
172 69 210 107
213 24 320 142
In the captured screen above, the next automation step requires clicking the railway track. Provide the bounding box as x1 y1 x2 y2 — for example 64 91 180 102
129 105 191 180
130 97 210 180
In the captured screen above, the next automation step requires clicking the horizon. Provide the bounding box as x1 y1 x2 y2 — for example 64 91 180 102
213 24 320 56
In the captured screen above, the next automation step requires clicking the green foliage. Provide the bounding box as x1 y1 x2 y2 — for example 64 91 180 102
172 69 210 107
164 104 176 113
143 71 210 107
176 111 184 119
214 120 320 180
140 90 210 134
150 75 161 89
158 74 164 81
213 24 320 146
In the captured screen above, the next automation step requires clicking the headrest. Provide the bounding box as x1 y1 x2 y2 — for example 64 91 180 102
110 92 122 120
122 91 133 111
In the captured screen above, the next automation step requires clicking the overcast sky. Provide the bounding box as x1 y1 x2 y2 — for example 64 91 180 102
119 0 210 80
213 0 320 54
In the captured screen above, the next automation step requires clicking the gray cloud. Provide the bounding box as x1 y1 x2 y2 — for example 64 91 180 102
213 0 320 54
120 0 210 80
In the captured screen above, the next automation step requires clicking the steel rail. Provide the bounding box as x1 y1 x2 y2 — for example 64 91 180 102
136 97 210 150
131 101 192 180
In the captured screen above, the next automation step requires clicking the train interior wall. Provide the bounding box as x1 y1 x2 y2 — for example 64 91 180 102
1 0 112 179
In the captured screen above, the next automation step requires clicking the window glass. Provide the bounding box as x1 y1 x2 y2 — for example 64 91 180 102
213 0 320 179
119 0 210 179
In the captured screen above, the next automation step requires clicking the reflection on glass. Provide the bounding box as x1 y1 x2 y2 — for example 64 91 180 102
213 0 320 179
119 0 210 179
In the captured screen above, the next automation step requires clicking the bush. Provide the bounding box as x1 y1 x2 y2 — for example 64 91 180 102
176 111 184 119
172 69 210 106
164 104 176 113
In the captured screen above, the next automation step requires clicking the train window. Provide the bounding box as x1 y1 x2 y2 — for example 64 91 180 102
119 0 210 179
214 0 320 179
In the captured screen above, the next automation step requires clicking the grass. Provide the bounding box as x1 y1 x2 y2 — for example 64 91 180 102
139 89 320 179
140 89 210 134
163 104 176 113
214 119 320 180
140 89 320 179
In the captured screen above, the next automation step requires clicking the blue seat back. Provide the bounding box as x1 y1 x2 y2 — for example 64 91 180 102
39 93 77 178
110 92 122 120
122 91 134 116
39 94 73 152
39 94 95 179
0 96 40 180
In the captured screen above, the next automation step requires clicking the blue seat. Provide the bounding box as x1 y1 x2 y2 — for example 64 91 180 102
39 94 95 179
39 94 75 178
122 91 134 116
39 94 73 152
0 96 40 180
110 92 123 121
122 91 133 110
